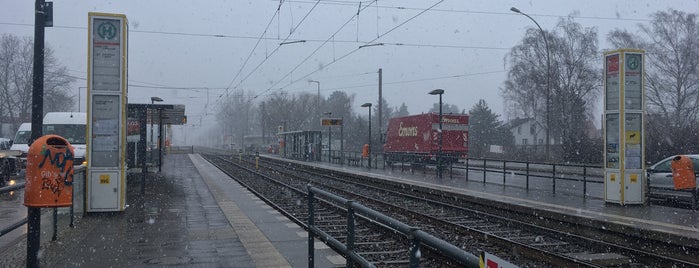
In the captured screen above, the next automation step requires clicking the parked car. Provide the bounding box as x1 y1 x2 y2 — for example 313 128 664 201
0 138 11 150
647 154 699 189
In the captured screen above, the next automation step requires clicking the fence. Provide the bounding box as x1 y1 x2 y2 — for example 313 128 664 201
0 165 86 243
306 185 480 268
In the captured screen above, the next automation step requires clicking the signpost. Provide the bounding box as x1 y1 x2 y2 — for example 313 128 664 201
321 118 342 163
604 49 645 205
87 13 128 212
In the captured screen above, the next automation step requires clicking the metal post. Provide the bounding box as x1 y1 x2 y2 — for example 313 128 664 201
340 118 344 165
526 162 530 190
438 93 443 179
28 1 47 266
502 161 506 185
346 200 355 268
328 125 331 163
158 109 163 172
368 108 372 168
378 68 382 146
583 167 587 199
483 159 487 183
307 186 315 268
139 108 148 194
552 164 557 194
409 227 421 268
465 158 469 181
52 207 58 241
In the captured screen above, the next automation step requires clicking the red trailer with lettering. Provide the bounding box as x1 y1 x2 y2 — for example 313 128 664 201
383 113 469 164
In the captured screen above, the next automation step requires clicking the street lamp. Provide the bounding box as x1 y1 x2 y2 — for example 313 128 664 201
511 6 552 160
361 103 372 168
150 96 163 166
428 89 444 179
323 112 332 163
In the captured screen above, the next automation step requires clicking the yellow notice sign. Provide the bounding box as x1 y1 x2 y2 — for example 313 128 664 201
630 174 638 183
626 131 641 144
99 174 110 184
610 174 616 181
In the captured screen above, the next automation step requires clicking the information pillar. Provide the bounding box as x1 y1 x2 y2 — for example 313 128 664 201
604 49 645 205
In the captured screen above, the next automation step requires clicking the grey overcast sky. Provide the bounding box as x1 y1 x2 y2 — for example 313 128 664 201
1 0 697 136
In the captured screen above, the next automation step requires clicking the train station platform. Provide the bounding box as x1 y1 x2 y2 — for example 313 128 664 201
264 155 699 243
3 154 341 267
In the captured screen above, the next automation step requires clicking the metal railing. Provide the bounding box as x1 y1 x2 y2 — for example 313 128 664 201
459 158 603 198
306 185 480 268
0 165 86 241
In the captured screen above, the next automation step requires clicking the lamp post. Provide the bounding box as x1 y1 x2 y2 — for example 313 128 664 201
150 96 163 166
361 103 372 168
428 89 444 179
511 7 551 160
323 112 332 163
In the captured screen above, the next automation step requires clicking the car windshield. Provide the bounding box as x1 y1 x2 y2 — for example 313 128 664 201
13 130 31 144
43 124 86 144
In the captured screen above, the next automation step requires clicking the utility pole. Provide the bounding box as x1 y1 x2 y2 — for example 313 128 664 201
378 68 382 146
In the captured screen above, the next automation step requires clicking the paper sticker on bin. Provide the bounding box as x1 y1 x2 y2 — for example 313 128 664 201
24 135 74 207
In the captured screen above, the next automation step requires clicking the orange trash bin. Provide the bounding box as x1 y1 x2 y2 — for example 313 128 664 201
24 135 74 207
362 144 370 158
670 155 697 190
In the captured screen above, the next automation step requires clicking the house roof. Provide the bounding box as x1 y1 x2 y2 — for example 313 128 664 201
506 117 535 130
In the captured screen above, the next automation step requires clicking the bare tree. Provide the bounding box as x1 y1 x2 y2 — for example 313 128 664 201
608 9 699 126
0 34 75 130
502 17 600 161
608 9 699 157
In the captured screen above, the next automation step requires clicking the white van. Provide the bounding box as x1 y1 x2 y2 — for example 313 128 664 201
42 112 87 164
10 123 31 153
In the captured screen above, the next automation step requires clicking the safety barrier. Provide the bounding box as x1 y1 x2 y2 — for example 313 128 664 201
306 185 479 268
0 165 85 242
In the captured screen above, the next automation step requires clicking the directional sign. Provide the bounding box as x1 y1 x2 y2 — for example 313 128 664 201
321 118 343 126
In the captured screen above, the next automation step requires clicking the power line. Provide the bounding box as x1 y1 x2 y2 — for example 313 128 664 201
279 70 505 94
220 0 323 105
252 0 379 99
220 2 284 101
267 0 445 97
277 0 653 22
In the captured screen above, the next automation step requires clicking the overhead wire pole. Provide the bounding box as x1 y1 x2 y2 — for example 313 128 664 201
378 68 382 146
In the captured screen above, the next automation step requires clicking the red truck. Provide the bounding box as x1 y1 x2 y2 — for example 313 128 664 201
383 113 469 164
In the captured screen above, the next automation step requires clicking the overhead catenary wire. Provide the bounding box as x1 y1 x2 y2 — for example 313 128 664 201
261 0 445 99
218 0 323 106
252 0 379 99
276 70 505 95
220 1 284 101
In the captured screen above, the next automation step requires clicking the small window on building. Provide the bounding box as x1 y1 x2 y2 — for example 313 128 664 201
531 124 536 135
522 138 528 145
517 126 522 134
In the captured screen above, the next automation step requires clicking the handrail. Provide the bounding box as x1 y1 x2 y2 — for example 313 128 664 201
306 185 480 268
0 166 85 244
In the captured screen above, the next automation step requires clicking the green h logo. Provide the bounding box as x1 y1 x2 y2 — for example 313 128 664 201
97 22 117 40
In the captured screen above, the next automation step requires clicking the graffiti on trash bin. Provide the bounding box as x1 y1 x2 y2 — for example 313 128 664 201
38 145 74 195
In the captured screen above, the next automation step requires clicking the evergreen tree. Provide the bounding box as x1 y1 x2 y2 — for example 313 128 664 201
468 100 512 158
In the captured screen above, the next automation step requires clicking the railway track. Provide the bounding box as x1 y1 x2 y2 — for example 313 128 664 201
203 153 699 267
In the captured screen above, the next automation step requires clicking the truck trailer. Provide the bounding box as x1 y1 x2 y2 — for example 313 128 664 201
383 113 469 165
